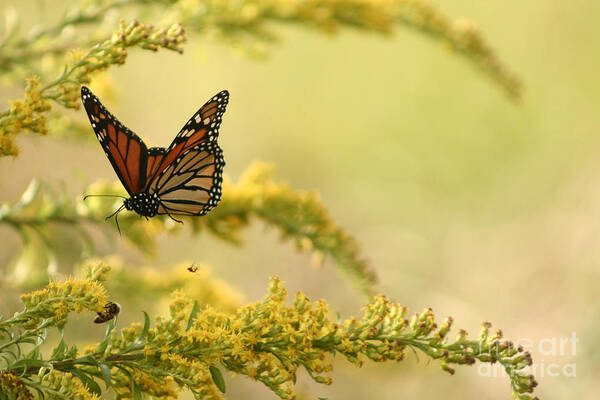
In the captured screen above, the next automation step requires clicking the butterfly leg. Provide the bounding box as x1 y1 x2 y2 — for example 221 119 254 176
105 204 125 221
114 212 122 236
166 212 183 224
104 204 125 236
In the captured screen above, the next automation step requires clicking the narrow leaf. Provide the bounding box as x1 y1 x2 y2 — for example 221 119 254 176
100 364 112 389
1 355 12 368
132 379 142 400
209 365 226 394
123 312 151 353
96 320 116 354
50 328 66 360
186 300 200 331
2 348 17 361
138 311 150 341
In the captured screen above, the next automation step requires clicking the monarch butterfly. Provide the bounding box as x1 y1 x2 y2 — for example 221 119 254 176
81 86 228 230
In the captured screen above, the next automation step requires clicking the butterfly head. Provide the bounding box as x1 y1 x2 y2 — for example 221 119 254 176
124 193 160 217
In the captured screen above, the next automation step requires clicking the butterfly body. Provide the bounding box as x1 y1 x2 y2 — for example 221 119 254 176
123 192 160 217
81 86 229 223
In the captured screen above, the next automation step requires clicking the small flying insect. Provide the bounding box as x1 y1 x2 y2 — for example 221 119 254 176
187 264 199 273
94 301 121 324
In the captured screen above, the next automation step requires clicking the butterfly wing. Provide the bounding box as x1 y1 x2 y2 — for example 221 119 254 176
143 90 229 190
146 147 167 182
152 141 225 216
171 89 229 147
142 90 229 216
81 86 148 196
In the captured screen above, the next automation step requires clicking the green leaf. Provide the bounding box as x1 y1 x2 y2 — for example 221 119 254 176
15 180 40 210
1 355 13 368
138 311 150 341
96 319 116 354
132 379 142 400
50 328 66 360
100 364 112 389
2 348 17 361
186 300 200 331
65 343 78 359
209 365 226 394
29 384 45 400
10 358 52 372
70 369 102 396
123 312 151 353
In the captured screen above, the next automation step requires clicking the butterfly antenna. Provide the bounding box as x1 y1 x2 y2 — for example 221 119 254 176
83 194 127 201
105 204 125 236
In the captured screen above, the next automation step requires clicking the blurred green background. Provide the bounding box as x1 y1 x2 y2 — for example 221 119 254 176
1 0 599 399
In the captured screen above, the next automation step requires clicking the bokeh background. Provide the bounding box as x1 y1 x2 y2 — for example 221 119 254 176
1 1 599 399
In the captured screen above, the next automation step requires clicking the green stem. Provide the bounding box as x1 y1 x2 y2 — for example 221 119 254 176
0 0 138 69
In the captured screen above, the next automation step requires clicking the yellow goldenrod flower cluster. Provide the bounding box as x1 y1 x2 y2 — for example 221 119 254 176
82 258 243 313
110 369 181 400
0 267 538 399
0 19 186 157
101 277 537 399
0 371 33 400
40 370 100 400
17 277 107 327
0 77 51 156
81 259 112 283
395 0 522 98
173 0 521 97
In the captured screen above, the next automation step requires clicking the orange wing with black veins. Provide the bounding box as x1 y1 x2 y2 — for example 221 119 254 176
81 86 148 196
144 90 229 192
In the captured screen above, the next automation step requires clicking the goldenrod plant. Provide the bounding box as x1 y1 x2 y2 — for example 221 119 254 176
0 0 521 157
0 163 375 294
0 1 539 399
0 264 538 400
0 18 186 156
